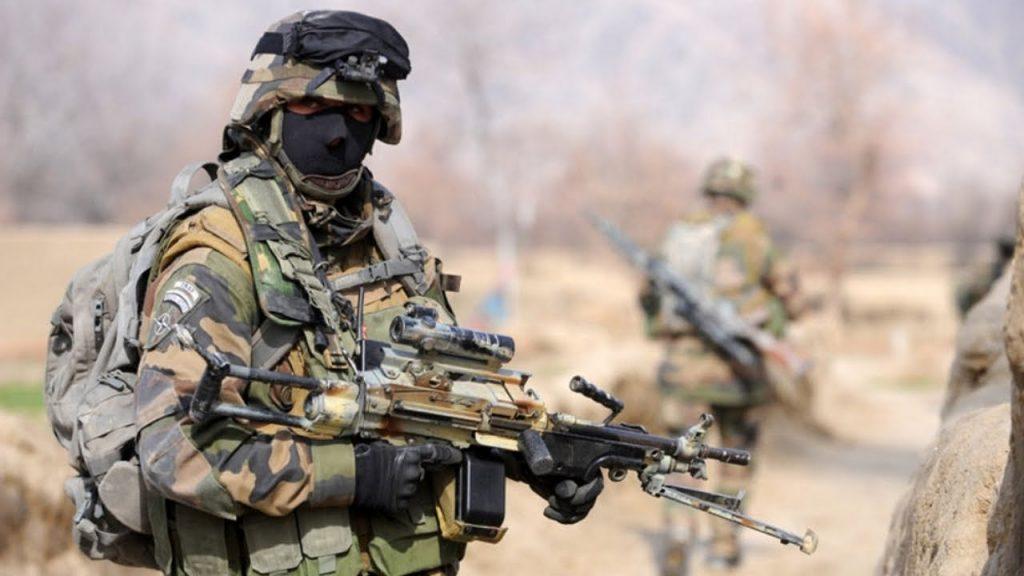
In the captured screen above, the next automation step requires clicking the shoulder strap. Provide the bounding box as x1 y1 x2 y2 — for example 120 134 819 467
169 162 219 205
368 182 431 295
106 167 229 371
329 258 421 292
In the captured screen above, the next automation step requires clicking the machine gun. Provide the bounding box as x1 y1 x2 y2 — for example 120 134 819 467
587 212 814 412
174 302 816 555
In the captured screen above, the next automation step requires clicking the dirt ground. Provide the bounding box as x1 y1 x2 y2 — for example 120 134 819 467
0 229 956 575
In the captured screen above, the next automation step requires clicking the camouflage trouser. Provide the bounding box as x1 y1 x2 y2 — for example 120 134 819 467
660 402 762 572
656 338 769 408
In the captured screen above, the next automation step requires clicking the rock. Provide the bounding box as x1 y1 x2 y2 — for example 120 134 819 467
0 412 150 575
942 272 1012 421
879 403 1009 576
879 262 1014 575
983 192 1024 576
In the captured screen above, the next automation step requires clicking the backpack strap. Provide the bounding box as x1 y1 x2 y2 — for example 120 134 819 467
169 162 219 205
367 182 431 295
109 176 230 369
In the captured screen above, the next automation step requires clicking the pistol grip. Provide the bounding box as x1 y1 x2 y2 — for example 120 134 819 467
518 430 555 476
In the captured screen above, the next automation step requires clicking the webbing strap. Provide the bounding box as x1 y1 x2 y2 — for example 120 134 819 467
329 258 421 292
251 319 300 370
221 157 342 332
169 162 218 206
260 228 340 330
371 183 430 295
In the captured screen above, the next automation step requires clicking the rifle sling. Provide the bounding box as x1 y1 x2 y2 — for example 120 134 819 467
252 319 302 370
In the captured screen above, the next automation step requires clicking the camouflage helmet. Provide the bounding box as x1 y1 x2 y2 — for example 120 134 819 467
701 157 757 205
228 10 410 145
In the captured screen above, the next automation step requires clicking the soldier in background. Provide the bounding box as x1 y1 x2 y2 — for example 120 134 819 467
955 235 1015 318
641 158 802 572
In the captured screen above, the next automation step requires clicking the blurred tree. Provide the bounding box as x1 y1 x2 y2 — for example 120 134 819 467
761 0 899 320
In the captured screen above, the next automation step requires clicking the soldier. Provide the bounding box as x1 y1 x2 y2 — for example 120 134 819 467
135 11 602 576
641 158 801 571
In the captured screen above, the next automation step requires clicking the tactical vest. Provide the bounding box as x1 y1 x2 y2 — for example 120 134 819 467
148 153 464 576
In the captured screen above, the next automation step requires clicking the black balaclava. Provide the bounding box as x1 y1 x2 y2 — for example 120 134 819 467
281 107 378 178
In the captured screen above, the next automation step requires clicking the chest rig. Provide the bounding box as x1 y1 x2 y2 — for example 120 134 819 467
215 153 465 575
220 153 437 372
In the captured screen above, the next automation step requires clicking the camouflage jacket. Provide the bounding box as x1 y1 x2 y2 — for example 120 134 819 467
136 153 463 575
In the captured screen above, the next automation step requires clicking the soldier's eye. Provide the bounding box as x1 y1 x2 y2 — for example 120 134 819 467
344 104 374 123
285 98 334 115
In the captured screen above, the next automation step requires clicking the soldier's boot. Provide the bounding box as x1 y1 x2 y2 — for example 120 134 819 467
660 499 697 576
705 406 755 570
661 538 692 576
706 522 742 569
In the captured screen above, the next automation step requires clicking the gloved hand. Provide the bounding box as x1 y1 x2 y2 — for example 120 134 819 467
527 473 605 525
639 281 661 316
353 442 461 516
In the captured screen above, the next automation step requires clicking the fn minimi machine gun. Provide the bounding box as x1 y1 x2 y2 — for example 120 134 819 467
175 301 817 555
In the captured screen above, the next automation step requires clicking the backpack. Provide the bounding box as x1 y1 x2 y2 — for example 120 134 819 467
655 216 731 333
44 162 223 567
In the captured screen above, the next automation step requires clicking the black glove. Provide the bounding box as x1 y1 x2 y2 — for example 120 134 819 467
353 442 461 516
639 281 661 316
527 474 605 525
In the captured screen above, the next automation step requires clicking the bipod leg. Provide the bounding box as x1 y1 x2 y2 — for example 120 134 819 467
652 483 818 555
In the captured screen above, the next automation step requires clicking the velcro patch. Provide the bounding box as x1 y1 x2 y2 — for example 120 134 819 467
163 280 203 315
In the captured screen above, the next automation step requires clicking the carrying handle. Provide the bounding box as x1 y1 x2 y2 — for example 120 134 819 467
569 376 624 424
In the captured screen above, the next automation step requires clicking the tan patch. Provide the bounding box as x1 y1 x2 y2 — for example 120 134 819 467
199 316 250 365
256 251 271 273
219 459 259 505
267 433 296 474
171 429 224 504
144 347 207 395
137 386 182 429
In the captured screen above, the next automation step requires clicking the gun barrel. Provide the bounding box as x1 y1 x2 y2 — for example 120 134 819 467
699 445 752 466
225 364 335 391
561 421 748 467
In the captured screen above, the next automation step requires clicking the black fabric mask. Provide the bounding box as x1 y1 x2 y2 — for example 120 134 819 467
281 108 377 177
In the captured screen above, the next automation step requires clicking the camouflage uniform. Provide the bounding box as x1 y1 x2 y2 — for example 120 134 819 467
135 12 462 576
644 158 800 569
